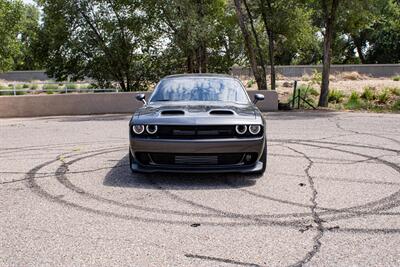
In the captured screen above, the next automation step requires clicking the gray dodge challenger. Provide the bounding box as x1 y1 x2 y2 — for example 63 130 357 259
129 74 267 174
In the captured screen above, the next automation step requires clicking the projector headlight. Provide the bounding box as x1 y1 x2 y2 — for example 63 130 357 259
132 125 145 134
235 125 247 135
249 125 261 135
146 125 158 134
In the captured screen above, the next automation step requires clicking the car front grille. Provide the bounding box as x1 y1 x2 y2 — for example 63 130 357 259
135 152 258 166
157 125 235 139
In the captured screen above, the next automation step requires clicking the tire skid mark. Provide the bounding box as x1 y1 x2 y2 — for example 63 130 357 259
55 151 309 226
185 253 262 267
329 117 400 146
285 146 324 267
294 141 400 222
26 148 305 227
24 141 400 230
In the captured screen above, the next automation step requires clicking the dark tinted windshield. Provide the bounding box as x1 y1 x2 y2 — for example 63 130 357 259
150 77 250 103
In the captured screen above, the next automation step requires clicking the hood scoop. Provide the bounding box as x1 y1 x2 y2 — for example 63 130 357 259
209 109 235 115
161 110 185 116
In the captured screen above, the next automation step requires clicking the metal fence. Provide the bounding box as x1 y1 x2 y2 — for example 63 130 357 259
0 82 119 96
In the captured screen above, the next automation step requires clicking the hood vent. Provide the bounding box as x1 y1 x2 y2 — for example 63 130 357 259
161 110 185 116
209 109 234 115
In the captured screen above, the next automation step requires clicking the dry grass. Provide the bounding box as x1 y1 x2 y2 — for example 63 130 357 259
336 71 369 81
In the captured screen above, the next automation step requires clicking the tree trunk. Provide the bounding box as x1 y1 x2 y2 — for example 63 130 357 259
318 0 340 107
187 52 194 73
243 0 267 80
233 0 267 90
353 35 366 64
200 44 207 73
267 29 276 90
259 0 275 90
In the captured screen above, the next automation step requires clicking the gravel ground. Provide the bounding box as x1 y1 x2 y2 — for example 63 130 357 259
1 111 399 266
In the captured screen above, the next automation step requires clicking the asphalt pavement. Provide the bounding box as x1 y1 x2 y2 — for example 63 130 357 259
1 111 399 266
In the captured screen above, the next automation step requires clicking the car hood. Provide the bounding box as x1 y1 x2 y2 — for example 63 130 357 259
132 101 264 125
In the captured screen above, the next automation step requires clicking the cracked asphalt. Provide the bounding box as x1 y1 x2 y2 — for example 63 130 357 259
1 111 399 267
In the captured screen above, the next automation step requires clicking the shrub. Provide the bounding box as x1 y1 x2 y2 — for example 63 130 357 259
388 87 400 96
361 86 376 101
15 84 24 90
43 84 59 91
377 89 390 104
66 83 79 90
0 85 12 95
246 79 255 88
289 85 318 108
328 89 345 103
345 91 362 110
30 84 39 90
340 71 363 80
392 99 400 111
22 84 30 88
311 69 322 84
393 75 400 81
301 73 310 81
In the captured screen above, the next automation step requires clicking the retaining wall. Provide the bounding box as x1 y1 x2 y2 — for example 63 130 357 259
231 64 400 78
0 90 278 118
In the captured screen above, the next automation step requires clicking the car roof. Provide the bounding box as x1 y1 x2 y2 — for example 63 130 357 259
163 73 234 79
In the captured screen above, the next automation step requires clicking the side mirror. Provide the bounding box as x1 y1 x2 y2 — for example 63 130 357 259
136 93 146 105
253 93 265 104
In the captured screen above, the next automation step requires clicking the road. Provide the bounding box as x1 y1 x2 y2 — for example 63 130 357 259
1 111 399 266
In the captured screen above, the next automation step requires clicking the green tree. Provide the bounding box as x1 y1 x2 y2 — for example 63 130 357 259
0 0 23 72
13 3 41 70
365 0 400 63
233 0 268 90
310 0 376 107
37 0 164 91
147 0 243 74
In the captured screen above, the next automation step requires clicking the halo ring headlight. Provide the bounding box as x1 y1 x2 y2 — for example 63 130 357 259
249 125 261 135
132 125 145 134
235 125 247 135
146 125 158 134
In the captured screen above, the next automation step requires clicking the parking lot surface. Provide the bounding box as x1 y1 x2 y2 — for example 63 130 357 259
1 111 399 266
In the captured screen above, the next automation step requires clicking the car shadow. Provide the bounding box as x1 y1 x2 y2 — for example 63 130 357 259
103 154 259 190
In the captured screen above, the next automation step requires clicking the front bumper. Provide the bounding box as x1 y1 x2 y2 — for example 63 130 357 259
129 137 265 173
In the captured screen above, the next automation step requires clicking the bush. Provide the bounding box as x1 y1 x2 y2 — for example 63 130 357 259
15 84 24 90
377 89 390 104
301 74 310 81
340 71 363 80
393 75 400 81
246 79 255 88
328 89 345 103
311 69 322 84
388 87 400 96
0 85 12 95
43 84 59 91
392 99 400 111
66 84 79 90
361 86 376 101
30 84 39 90
22 84 30 88
289 85 318 108
345 91 362 110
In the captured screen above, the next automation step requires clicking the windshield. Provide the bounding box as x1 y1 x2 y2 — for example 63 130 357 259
149 77 250 104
